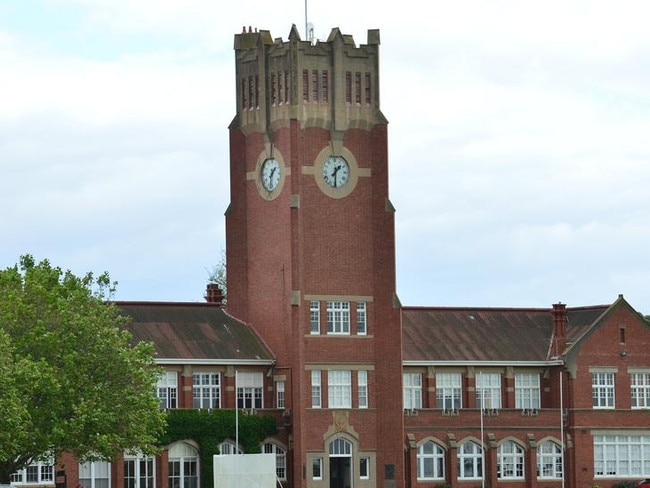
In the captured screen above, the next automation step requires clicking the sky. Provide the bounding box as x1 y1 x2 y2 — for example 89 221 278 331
1 0 649 312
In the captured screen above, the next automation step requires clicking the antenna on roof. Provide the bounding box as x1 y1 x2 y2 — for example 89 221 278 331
304 0 314 43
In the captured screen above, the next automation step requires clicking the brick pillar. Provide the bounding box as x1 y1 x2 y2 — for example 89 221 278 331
180 366 193 408
156 450 169 488
112 452 124 488
526 435 538 488
426 368 436 409
405 434 417 488
486 434 498 488
447 435 458 488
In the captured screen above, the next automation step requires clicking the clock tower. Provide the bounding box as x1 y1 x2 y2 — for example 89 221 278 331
226 25 404 488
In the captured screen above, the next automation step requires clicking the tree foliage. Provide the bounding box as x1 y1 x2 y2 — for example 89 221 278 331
207 249 227 303
0 256 166 483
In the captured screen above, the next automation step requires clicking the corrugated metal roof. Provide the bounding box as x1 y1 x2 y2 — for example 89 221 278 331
402 304 610 363
117 302 274 363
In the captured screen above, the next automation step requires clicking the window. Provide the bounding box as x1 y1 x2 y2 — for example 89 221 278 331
278 72 284 104
168 442 198 488
271 73 277 105
403 372 423 409
157 371 178 409
345 72 352 103
262 443 287 481
328 370 352 408
124 454 154 488
330 438 352 456
254 75 259 108
355 72 362 104
356 302 367 335
592 372 615 409
322 70 329 103
237 371 263 409
358 370 368 408
311 370 322 408
359 457 370 479
515 373 540 409
458 441 483 479
327 301 350 334
219 441 242 455
312 69 319 101
497 441 524 479
364 72 371 105
594 434 650 477
193 372 220 409
241 78 247 109
80 461 111 488
276 380 285 409
310 301 320 334
302 69 309 102
312 458 323 480
11 457 54 485
537 440 563 479
417 441 445 480
631 372 650 409
284 70 290 104
436 373 461 409
476 372 501 409
248 76 255 109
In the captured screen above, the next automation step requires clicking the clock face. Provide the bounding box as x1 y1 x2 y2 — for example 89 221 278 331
322 156 350 188
261 158 281 191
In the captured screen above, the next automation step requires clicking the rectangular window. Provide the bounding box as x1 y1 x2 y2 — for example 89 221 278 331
123 456 154 488
476 372 501 409
284 70 290 104
345 71 352 103
592 372 615 409
515 373 540 409
311 370 322 408
594 434 650 477
358 370 368 409
271 72 277 105
356 302 367 335
364 72 371 105
631 372 650 409
254 75 259 108
312 458 323 480
436 372 461 409
237 371 263 409
276 380 285 409
11 458 54 484
302 69 309 102
80 461 111 488
322 70 329 103
403 372 423 409
327 301 350 334
312 69 319 101
241 78 247 109
278 72 284 104
193 372 221 409
248 76 255 110
355 72 362 104
359 458 370 479
310 301 320 334
157 371 178 409
328 370 352 408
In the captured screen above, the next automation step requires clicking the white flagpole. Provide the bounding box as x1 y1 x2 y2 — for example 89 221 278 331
235 370 239 453
560 369 565 488
480 371 485 488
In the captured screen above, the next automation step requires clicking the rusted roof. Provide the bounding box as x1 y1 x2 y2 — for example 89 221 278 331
402 304 610 363
116 302 274 363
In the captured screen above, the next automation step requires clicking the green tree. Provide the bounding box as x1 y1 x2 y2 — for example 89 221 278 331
0 255 166 483
207 249 227 303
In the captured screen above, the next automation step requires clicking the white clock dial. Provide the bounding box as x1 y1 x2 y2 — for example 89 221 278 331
261 158 281 191
322 156 349 188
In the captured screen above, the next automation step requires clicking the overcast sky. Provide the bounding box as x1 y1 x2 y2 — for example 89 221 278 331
1 0 649 312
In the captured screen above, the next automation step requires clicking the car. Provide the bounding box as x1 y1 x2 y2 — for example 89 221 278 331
638 480 650 488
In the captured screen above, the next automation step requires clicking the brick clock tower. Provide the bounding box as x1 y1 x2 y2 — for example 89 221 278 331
226 25 404 488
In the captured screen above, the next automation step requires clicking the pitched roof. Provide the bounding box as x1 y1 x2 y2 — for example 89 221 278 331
116 302 275 364
402 304 610 364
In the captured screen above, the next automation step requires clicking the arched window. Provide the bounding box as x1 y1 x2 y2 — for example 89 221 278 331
417 441 445 480
457 441 483 479
262 442 287 481
537 440 563 479
168 442 199 488
497 441 524 479
329 437 352 456
218 440 242 455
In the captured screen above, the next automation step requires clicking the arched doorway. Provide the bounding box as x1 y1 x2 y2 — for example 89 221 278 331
329 438 352 488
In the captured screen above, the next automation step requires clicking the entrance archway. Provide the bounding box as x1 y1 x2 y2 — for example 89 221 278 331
329 438 352 488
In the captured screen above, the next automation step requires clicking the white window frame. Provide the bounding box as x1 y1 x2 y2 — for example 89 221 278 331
497 441 524 479
328 370 352 408
79 460 111 488
458 441 483 480
193 371 220 409
123 453 155 488
312 458 323 480
236 371 263 409
416 441 445 480
592 372 615 409
218 441 242 455
436 372 462 409
262 443 287 481
631 372 650 409
356 302 367 335
310 301 320 334
358 370 368 409
311 370 322 408
594 434 650 477
359 457 370 480
157 371 178 409
326 301 350 335
403 372 423 409
11 457 54 485
537 440 563 479
515 373 540 409
168 442 199 488
476 372 501 409
276 380 285 409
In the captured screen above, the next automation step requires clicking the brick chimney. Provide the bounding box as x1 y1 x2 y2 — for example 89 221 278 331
551 302 567 357
205 283 224 306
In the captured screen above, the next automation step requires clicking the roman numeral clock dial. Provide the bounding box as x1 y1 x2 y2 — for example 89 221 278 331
322 156 350 188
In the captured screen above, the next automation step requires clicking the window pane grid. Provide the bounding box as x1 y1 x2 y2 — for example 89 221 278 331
328 370 352 408
193 372 220 409
592 372 615 409
326 301 350 334
515 373 540 409
436 373 461 409
403 373 423 409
